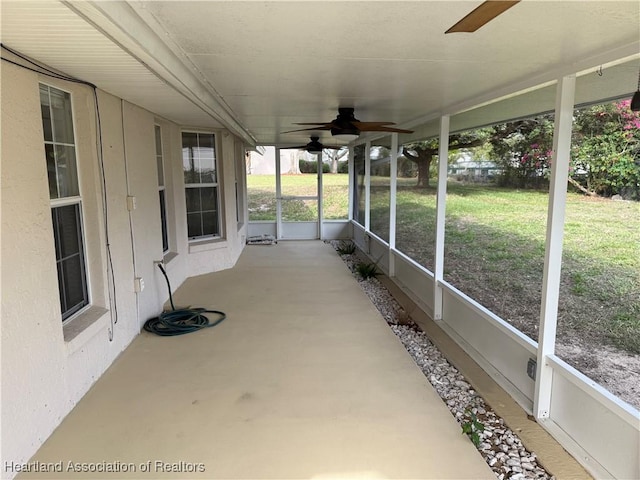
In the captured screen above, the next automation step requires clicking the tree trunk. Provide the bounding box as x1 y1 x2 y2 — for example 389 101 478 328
568 176 598 197
417 155 433 187
330 156 338 174
326 149 346 174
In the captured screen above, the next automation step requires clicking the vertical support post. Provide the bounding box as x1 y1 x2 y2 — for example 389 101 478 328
389 133 399 277
433 115 450 321
348 145 354 222
317 152 323 240
364 141 371 233
534 74 576 419
275 146 282 240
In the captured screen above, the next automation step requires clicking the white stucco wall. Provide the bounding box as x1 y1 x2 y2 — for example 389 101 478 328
0 60 247 476
0 62 140 475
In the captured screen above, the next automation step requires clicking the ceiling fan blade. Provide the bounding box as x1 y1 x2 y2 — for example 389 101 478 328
281 125 333 134
352 121 397 128
283 108 414 136
445 0 520 34
358 125 414 134
291 122 335 126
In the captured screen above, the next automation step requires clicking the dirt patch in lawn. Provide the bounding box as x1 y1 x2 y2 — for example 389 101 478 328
555 335 640 409
393 230 640 411
449 265 640 410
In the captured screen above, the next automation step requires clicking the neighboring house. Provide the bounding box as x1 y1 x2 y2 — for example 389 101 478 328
449 158 501 179
247 147 302 175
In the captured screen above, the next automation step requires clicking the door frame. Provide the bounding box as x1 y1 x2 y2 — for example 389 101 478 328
275 147 323 240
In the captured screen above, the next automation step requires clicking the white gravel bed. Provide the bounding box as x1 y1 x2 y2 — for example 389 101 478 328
331 243 554 480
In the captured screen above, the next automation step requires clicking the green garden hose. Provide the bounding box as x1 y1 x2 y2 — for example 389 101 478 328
143 264 226 336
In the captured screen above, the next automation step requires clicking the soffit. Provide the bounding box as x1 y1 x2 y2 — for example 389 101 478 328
0 0 224 129
1 1 638 148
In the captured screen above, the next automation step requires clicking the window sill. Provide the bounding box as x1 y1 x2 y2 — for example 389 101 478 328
63 306 109 354
188 237 227 254
163 251 178 264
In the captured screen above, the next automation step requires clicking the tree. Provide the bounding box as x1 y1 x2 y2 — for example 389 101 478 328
402 131 488 188
571 100 640 199
323 147 348 174
489 115 555 189
487 101 639 198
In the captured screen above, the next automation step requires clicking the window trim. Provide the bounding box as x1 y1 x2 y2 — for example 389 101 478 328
235 142 246 230
181 130 223 241
155 124 169 254
40 82 91 325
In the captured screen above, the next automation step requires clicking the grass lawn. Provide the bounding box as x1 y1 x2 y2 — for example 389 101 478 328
247 173 349 221
248 173 640 354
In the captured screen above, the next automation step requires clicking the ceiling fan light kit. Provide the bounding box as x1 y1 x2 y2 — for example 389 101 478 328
289 136 343 153
631 69 640 112
631 91 640 112
331 128 360 140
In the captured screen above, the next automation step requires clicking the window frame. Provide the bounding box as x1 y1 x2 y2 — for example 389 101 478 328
155 124 169 253
182 130 223 241
235 141 246 229
40 82 90 323
352 143 366 226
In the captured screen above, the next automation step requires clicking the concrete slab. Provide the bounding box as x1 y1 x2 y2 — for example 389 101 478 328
20 241 495 479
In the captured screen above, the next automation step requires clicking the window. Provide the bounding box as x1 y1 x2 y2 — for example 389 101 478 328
40 83 88 321
369 138 392 242
182 132 221 239
155 125 169 253
352 144 366 225
234 142 245 227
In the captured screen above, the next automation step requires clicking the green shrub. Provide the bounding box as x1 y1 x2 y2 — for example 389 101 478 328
336 241 356 255
461 408 485 447
299 160 329 173
355 261 380 279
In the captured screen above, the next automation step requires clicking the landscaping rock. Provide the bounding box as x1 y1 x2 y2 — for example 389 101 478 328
330 241 554 480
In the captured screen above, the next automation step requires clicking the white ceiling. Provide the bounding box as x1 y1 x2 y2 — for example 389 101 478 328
1 1 639 148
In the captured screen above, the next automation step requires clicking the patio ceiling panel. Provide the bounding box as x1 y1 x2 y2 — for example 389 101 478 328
138 0 640 146
2 1 639 148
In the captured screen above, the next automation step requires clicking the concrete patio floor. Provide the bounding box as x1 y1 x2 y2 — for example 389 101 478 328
21 241 495 479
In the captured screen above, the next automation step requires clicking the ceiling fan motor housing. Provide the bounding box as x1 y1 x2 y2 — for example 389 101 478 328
307 136 323 153
332 108 360 136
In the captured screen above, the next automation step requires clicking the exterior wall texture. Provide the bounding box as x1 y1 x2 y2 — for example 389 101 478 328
0 61 247 472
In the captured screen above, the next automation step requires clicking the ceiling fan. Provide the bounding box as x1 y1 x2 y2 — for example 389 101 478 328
283 107 414 140
288 136 345 154
445 0 520 34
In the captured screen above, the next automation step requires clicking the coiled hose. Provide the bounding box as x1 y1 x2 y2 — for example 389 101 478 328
143 264 227 336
